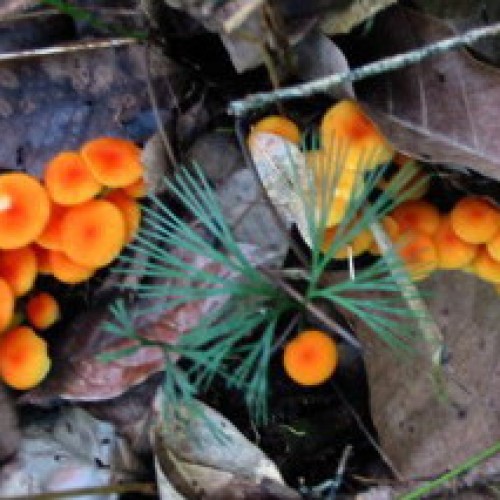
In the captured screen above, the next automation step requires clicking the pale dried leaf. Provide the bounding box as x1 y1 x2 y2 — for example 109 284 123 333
357 7 500 181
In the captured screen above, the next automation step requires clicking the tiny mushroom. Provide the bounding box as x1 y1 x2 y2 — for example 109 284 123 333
320 100 394 170
60 199 126 268
44 151 102 205
486 230 500 262
36 202 68 251
0 173 50 249
26 292 60 330
283 329 338 386
123 177 147 198
0 277 14 332
48 250 95 284
391 200 441 236
0 326 51 390
0 246 38 297
251 115 301 144
81 137 143 188
104 190 141 243
396 231 438 281
450 196 500 244
472 247 500 284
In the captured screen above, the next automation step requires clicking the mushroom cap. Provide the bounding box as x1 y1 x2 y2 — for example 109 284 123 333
81 137 143 188
104 190 141 243
283 329 338 386
26 292 60 330
0 278 14 332
450 197 500 244
391 200 440 236
0 173 50 249
123 178 147 198
370 216 400 255
48 250 95 284
434 215 477 269
486 230 500 262
60 199 126 268
36 202 68 251
472 247 500 284
251 115 301 144
44 151 102 205
320 100 394 170
0 326 51 390
396 231 438 281
0 246 38 297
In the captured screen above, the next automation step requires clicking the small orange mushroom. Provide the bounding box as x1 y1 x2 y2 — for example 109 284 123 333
26 292 60 330
60 199 125 268
391 200 440 236
396 231 438 281
36 202 68 251
0 173 50 249
486 230 500 262
433 215 477 270
44 151 101 205
104 190 141 243
0 278 14 332
123 178 147 198
320 100 393 170
0 246 38 297
472 247 500 284
450 197 500 244
49 250 95 284
283 329 338 386
0 326 51 390
81 137 143 188
251 115 301 144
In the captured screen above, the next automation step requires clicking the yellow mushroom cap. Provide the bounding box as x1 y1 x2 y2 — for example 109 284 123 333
0 246 38 297
320 100 394 170
0 173 50 249
391 200 440 236
104 190 141 243
44 151 101 205
450 197 500 244
472 247 500 284
434 215 478 270
0 278 14 332
60 199 126 268
283 329 338 386
396 231 438 281
81 137 143 188
0 326 51 390
26 292 60 330
486 230 500 262
251 115 301 144
48 250 95 284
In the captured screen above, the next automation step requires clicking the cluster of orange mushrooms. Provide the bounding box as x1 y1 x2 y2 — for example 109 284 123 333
251 99 500 387
0 137 145 390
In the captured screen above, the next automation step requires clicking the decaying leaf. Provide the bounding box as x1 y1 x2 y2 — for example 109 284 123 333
356 271 500 478
151 391 291 499
355 6 500 181
0 407 142 498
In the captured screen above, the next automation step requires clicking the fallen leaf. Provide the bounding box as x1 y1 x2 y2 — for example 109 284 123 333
353 6 500 181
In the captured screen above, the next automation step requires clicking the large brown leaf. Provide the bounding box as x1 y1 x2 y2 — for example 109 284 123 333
355 6 500 182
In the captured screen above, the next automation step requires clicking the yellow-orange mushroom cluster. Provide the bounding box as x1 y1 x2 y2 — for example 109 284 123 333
0 137 146 390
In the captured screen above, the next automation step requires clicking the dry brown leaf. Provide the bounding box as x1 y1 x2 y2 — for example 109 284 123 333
355 6 500 181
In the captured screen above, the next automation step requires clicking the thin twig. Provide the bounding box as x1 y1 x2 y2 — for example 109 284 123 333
0 37 137 63
228 21 500 115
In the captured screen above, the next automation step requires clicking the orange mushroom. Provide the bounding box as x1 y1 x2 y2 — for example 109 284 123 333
36 202 68 251
48 250 95 284
81 137 143 188
0 246 38 297
283 329 338 386
472 247 500 284
104 190 141 243
0 326 51 390
60 199 125 268
0 173 50 249
26 292 60 330
391 200 440 236
44 151 101 205
433 215 477 270
320 100 393 170
450 197 500 244
123 178 147 198
396 231 438 281
251 115 301 144
486 230 500 262
0 278 14 332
